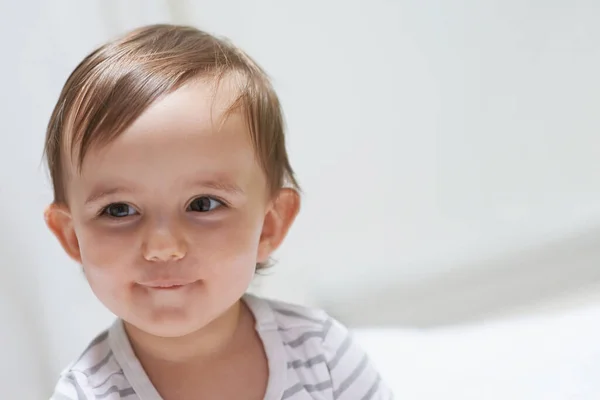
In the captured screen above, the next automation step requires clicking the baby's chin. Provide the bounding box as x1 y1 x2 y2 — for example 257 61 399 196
126 306 217 338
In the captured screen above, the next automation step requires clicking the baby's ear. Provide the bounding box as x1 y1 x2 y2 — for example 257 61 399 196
44 204 82 263
257 188 300 263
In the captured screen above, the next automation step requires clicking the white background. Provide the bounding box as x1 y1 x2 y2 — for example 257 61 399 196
0 0 599 398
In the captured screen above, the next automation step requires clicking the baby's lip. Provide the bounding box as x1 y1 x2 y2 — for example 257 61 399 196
138 279 198 288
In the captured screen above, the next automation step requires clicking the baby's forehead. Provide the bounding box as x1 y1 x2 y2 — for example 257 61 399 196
82 76 231 134
79 127 254 180
66 78 249 167
115 79 245 140
71 98 258 193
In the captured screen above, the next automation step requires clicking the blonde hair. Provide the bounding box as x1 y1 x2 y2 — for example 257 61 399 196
44 24 299 205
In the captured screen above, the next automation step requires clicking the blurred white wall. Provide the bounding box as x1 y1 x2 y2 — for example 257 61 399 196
1 0 599 398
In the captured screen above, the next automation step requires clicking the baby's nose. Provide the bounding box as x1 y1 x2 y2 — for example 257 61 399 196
142 227 187 262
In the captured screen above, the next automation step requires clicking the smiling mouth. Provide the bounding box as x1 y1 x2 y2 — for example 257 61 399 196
138 280 198 290
149 284 185 290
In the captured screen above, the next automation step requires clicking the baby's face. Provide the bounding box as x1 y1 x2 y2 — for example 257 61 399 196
59 81 272 337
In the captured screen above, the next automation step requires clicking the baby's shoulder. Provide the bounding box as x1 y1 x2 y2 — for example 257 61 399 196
249 294 347 350
263 296 331 331
250 296 395 399
50 329 132 399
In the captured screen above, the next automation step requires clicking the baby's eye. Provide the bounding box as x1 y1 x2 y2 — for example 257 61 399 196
101 203 137 218
187 196 223 213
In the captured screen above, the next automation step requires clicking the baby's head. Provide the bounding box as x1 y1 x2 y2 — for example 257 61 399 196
44 24 300 337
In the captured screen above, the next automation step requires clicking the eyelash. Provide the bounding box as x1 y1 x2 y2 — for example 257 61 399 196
97 196 227 219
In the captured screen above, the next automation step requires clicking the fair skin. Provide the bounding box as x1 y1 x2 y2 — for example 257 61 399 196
45 78 300 399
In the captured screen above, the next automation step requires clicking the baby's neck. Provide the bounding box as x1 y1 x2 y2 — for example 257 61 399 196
124 300 244 365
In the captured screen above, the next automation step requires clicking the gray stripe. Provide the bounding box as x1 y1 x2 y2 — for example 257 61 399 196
92 370 124 389
65 374 87 400
305 380 333 392
333 354 370 399
282 383 303 399
96 385 136 399
120 387 136 398
322 318 333 338
328 335 352 369
360 374 382 400
285 330 324 348
282 381 333 399
286 317 334 347
83 350 112 376
287 354 326 369
273 308 325 325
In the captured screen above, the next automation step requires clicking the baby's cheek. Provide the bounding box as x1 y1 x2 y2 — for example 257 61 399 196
80 248 134 312
199 221 260 267
78 227 134 263
77 229 138 289
196 224 259 303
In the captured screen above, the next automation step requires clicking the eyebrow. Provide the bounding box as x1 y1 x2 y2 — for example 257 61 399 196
84 179 244 206
84 186 134 206
190 179 245 195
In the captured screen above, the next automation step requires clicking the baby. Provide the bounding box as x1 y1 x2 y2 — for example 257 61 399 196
45 24 393 399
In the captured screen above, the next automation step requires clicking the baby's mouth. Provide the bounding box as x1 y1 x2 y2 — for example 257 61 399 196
138 279 198 290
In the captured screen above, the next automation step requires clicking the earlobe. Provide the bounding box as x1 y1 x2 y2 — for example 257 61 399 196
257 188 301 263
44 204 82 263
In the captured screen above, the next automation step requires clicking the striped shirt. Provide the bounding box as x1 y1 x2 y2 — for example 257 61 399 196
50 294 394 399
